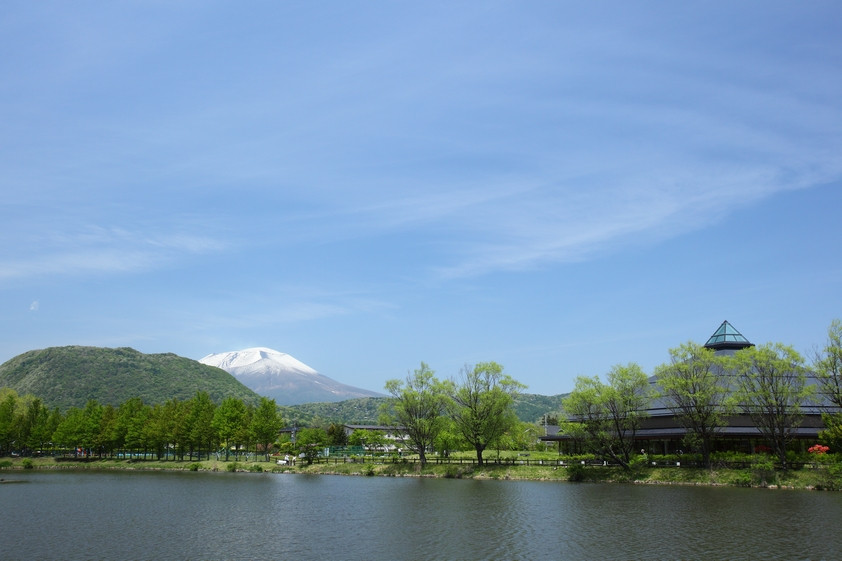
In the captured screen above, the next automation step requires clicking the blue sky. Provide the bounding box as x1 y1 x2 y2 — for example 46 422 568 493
2 2 840 396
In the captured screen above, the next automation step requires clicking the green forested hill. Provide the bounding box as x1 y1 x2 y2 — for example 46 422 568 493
0 346 261 410
512 393 565 423
287 397 389 425
287 393 565 425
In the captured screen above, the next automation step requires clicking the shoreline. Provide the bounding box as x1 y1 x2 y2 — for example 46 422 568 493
2 457 839 491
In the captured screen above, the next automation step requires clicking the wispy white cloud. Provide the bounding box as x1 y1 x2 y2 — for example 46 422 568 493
1 1 839 289
0 224 227 282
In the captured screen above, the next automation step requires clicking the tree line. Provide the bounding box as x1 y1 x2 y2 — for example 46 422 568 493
0 391 284 462
562 320 842 471
383 361 527 467
0 360 532 466
6 319 837 472
267 361 532 467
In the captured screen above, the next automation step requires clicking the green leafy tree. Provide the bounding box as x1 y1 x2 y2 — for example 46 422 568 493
144 403 172 460
819 412 842 452
98 405 118 457
347 429 384 449
250 397 283 459
326 423 348 446
384 362 450 466
506 421 542 452
447 362 525 466
562 363 651 469
433 417 463 458
52 407 86 454
122 399 152 455
558 420 588 455
212 397 248 461
296 427 329 464
163 398 190 460
73 400 104 455
814 320 842 452
186 391 217 460
0 390 19 453
113 397 147 455
655 342 730 467
814 319 842 408
25 401 60 454
731 343 813 470
237 404 255 457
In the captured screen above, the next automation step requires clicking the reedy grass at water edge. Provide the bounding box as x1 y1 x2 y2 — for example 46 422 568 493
2 456 841 490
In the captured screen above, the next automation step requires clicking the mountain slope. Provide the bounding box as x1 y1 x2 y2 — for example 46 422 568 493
199 347 384 405
0 346 261 410
286 393 566 425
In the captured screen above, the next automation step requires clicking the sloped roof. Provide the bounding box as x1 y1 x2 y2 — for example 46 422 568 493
704 320 754 351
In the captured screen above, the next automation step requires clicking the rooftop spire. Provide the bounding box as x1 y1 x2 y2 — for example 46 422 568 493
704 320 754 351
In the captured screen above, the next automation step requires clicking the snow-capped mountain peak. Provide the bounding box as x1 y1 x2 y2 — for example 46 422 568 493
198 347 383 405
200 347 318 376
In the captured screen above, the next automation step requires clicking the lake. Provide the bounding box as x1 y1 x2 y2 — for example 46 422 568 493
3 470 841 560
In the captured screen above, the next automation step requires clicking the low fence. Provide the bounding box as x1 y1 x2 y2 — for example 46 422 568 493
304 455 823 470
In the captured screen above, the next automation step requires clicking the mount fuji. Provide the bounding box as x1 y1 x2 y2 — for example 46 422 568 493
198 347 384 405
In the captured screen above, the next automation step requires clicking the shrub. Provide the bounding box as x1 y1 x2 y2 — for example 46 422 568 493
567 463 586 482
187 463 201 471
730 472 753 487
442 465 475 479
808 444 830 455
0 460 12 469
710 451 754 467
364 464 375 477
21 458 34 470
226 462 240 472
751 459 776 486
812 463 842 491
247 464 263 473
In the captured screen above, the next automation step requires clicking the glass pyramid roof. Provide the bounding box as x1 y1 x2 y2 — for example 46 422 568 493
704 320 753 350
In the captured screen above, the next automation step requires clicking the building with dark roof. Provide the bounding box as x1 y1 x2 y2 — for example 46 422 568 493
543 321 839 455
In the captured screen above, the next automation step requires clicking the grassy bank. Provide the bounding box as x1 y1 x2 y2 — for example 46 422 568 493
2 456 840 490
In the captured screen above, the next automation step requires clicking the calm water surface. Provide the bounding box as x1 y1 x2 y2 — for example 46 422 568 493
3 470 841 560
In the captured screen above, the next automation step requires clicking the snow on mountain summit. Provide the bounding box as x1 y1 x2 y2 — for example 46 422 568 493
199 347 318 377
198 347 383 405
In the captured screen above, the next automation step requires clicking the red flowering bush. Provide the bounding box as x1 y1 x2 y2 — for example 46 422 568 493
754 444 772 454
808 444 830 455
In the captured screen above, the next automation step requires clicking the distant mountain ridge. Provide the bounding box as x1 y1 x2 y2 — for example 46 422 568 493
199 347 384 406
286 393 566 425
0 346 260 410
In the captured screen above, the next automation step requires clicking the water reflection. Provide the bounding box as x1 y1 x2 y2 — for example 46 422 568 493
5 472 841 561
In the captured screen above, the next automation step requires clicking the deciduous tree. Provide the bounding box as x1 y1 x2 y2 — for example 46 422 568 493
326 423 348 447
0 390 19 454
655 342 730 467
562 363 651 469
447 362 525 466
186 391 217 460
296 427 328 464
250 397 283 459
814 319 842 449
212 397 248 460
384 362 450 466
731 343 813 469
814 319 842 408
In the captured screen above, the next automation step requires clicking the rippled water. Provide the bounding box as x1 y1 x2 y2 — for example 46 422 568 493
3 471 842 560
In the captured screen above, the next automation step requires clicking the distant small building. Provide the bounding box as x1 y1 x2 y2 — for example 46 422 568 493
342 424 408 443
341 425 410 452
